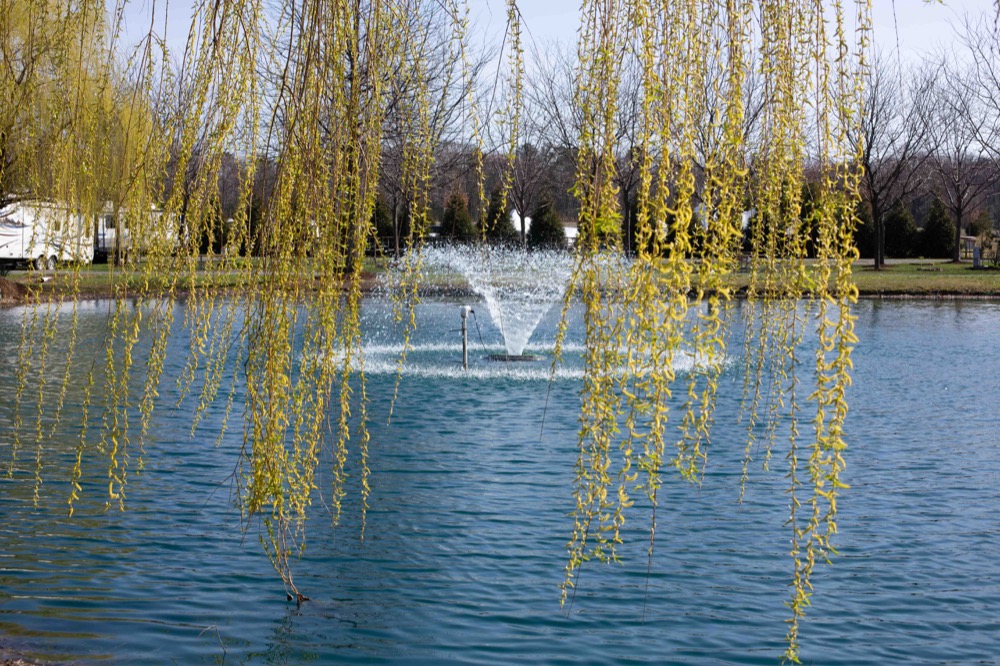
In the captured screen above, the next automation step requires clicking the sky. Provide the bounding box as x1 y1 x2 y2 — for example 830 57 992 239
114 0 999 70
467 0 998 65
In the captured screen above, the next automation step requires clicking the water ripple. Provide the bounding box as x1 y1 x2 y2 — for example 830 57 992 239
1 300 1000 664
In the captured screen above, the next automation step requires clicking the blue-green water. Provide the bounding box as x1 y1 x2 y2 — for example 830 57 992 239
1 299 999 664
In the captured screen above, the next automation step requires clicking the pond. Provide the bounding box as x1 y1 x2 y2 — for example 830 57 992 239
1 298 999 664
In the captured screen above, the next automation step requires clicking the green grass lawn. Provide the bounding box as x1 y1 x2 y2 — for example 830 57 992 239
850 260 1000 296
6 257 1000 302
5 261 262 298
3 256 389 300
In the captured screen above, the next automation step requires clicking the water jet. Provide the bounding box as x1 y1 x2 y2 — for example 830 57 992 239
419 245 575 357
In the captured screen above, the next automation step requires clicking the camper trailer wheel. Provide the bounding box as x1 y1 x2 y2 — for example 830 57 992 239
46 255 57 271
35 255 46 271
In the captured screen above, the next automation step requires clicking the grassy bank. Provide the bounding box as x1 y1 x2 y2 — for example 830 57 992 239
723 259 1000 297
5 258 1000 305
850 260 1000 296
388 257 1000 298
1 257 381 304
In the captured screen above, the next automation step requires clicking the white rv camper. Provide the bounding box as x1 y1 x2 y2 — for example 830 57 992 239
0 199 94 269
94 202 177 264
94 203 125 264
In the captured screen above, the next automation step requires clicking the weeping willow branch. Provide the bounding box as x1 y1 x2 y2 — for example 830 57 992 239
3 0 867 659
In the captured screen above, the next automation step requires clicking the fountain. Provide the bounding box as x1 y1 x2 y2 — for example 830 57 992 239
418 244 576 360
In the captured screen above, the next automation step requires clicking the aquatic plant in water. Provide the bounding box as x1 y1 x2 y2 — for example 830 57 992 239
2 0 872 660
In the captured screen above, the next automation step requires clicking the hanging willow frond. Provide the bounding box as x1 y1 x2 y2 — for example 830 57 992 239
3 0 867 657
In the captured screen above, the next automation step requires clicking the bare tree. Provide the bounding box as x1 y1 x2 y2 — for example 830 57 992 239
927 58 996 262
472 38 561 246
507 141 552 243
376 2 488 257
850 54 934 269
527 40 643 250
960 11 1000 163
525 41 582 159
527 29 765 255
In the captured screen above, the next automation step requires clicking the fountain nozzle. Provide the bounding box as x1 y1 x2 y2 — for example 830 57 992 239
460 306 473 369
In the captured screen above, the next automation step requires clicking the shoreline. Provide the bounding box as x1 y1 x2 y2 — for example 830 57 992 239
6 259 1000 308
11 284 1000 306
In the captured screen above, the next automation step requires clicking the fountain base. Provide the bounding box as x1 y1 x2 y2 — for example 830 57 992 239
487 354 541 363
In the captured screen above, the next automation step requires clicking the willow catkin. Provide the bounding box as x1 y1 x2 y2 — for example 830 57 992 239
560 2 865 662
5 0 866 656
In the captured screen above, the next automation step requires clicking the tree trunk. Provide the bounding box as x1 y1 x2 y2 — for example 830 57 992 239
393 199 402 260
621 191 634 256
953 201 964 263
873 200 884 270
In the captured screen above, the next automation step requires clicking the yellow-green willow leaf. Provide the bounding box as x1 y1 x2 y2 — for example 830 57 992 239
6 0 870 657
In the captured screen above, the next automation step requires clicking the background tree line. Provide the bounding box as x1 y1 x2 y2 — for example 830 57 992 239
8 5 1000 265
365 10 1000 264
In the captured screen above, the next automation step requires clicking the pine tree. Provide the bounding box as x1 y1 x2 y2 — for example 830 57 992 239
968 209 992 239
527 200 567 250
481 189 518 243
441 191 476 243
371 196 393 254
920 198 955 259
884 202 918 259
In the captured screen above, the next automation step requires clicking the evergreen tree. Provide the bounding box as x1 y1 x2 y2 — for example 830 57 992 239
799 180 822 259
440 191 477 243
481 188 518 243
968 209 993 239
920 198 955 259
244 198 264 257
371 196 393 254
527 200 567 250
883 201 918 259
197 203 226 255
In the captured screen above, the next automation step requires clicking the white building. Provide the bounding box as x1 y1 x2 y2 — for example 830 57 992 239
510 211 578 246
